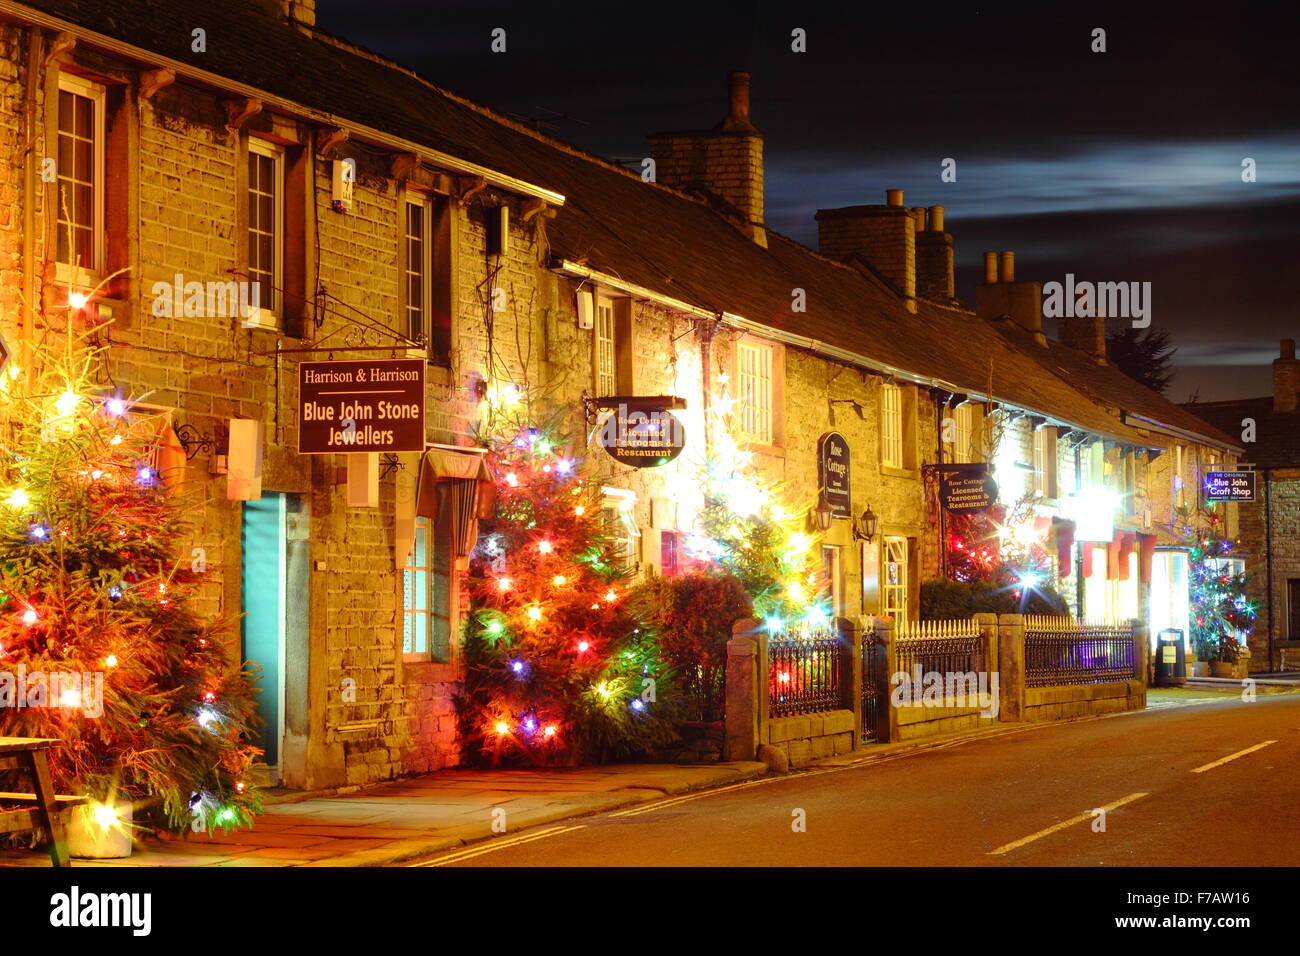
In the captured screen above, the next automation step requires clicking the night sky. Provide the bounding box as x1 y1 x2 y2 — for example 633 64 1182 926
316 0 1299 403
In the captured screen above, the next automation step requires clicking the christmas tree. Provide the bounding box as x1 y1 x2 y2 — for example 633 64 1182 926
0 309 261 835
457 415 674 766
1187 507 1255 664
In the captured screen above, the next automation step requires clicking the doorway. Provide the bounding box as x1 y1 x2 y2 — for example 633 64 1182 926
241 492 308 784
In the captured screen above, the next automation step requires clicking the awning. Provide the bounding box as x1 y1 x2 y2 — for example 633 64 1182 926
396 446 494 569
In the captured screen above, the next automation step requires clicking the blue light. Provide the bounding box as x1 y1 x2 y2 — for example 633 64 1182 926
30 526 48 540
511 660 524 674
631 699 645 712
137 467 153 483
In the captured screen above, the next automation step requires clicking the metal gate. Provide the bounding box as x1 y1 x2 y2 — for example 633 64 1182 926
861 631 881 742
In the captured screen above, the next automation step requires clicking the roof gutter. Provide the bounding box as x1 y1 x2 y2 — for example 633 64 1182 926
553 258 1146 447
1120 411 1242 456
0 0 564 206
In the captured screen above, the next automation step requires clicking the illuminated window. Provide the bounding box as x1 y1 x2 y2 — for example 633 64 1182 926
950 403 978 463
821 545 843 617
882 536 908 619
402 517 432 660
601 488 639 571
1083 544 1108 622
1034 426 1058 498
737 341 774 444
1149 550 1190 650
1174 444 1186 509
595 296 616 397
881 383 903 469
55 74 105 279
247 138 283 320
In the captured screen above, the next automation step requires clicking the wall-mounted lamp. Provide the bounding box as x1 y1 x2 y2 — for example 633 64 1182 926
811 494 834 532
852 504 878 543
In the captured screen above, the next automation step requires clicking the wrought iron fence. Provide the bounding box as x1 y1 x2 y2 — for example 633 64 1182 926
767 622 849 718
895 618 986 678
1024 616 1137 687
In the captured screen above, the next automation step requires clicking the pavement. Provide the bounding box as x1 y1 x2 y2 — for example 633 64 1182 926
3 677 1297 867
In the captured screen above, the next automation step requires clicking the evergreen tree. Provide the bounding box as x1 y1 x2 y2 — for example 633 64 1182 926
0 317 261 834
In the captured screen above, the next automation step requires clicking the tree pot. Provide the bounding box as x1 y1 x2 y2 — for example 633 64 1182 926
1210 662 1235 679
67 803 134 859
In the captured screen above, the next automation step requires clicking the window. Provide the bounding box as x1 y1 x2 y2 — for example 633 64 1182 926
737 341 774 444
882 536 908 619
1034 426 1058 498
1174 444 1186 509
403 194 430 346
951 403 974 463
595 296 616 397
246 138 283 321
402 517 432 660
55 75 105 279
1150 550 1191 650
1288 579 1300 640
601 488 639 571
881 383 903 469
660 530 683 578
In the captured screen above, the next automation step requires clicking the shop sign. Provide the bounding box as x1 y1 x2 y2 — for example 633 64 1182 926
1204 470 1256 503
299 359 425 454
817 432 852 517
937 463 997 513
598 403 686 468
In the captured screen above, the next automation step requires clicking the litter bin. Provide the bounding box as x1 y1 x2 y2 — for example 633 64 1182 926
1154 629 1186 686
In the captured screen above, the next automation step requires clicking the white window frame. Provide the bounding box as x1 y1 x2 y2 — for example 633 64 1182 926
952 403 973 464
403 189 432 356
882 536 908 620
55 73 106 286
1033 426 1057 498
821 544 842 617
736 340 775 445
402 515 433 661
594 295 617 397
881 383 903 469
601 487 639 572
245 137 284 328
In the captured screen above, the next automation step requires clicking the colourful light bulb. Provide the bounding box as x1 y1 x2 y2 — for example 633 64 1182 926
538 540 553 554
495 721 510 735
577 640 590 652
21 609 37 626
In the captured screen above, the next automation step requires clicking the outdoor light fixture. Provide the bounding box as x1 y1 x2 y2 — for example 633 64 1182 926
812 494 834 531
852 504 878 543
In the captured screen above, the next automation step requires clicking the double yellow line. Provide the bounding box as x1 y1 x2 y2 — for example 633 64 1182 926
411 824 586 867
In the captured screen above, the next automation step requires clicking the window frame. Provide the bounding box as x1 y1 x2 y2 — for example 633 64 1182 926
402 188 433 353
54 73 106 286
402 515 434 662
1033 426 1058 498
881 535 909 620
881 383 903 469
246 136 285 325
735 339 776 446
594 294 617 397
600 487 640 572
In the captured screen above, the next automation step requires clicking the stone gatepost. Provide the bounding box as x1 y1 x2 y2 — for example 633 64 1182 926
973 612 1000 720
844 617 864 751
997 613 1026 722
724 618 762 761
1131 617 1150 707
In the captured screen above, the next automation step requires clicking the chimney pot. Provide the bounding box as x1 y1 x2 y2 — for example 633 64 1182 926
886 189 904 207
1274 338 1299 413
928 205 944 232
998 251 1015 284
1282 338 1296 360
910 206 927 233
983 252 998 284
727 72 751 124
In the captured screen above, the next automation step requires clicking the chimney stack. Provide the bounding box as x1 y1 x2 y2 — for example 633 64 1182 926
976 250 1045 347
649 72 766 245
279 0 316 26
816 189 917 313
1275 338 1299 413
915 204 954 301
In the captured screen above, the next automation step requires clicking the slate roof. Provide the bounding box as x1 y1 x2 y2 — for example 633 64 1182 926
1181 398 1299 468
988 324 1242 451
14 0 1219 449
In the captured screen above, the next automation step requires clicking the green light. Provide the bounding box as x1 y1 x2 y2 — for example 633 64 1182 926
487 620 503 635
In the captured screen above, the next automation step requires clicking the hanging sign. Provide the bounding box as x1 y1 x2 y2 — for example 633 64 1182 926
1204 470 1256 502
817 432 852 517
598 402 686 468
298 359 425 454
937 463 997 513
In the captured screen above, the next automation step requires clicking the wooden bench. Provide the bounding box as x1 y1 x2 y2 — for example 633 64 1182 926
0 737 86 867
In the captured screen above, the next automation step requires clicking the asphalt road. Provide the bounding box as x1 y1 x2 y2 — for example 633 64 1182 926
411 694 1300 866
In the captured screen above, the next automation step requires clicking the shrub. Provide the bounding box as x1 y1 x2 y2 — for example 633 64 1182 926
919 578 1069 620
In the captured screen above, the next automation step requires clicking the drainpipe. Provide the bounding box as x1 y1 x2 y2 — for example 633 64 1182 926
21 27 42 380
1074 444 1085 615
1264 468 1275 671
936 394 948 579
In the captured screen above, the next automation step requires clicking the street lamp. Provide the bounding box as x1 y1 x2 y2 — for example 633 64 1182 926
853 504 878 543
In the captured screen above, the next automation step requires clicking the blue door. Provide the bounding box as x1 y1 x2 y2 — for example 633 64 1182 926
241 493 286 770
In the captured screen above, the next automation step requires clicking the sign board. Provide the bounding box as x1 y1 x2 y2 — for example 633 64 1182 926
937 463 997 513
597 402 686 468
298 359 425 454
817 432 852 518
1204 470 1257 503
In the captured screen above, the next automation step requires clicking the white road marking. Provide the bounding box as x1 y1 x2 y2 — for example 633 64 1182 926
987 792 1149 856
410 824 586 866
1190 740 1277 774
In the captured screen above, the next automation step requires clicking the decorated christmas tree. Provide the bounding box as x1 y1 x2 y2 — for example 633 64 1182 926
0 309 261 835
1187 507 1255 664
457 414 674 766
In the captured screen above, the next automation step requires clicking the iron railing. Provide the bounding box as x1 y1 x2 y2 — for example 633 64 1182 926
1024 616 1138 687
767 621 849 718
895 618 986 678
860 632 880 742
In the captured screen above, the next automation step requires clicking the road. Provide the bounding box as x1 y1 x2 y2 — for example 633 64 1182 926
411 694 1300 866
